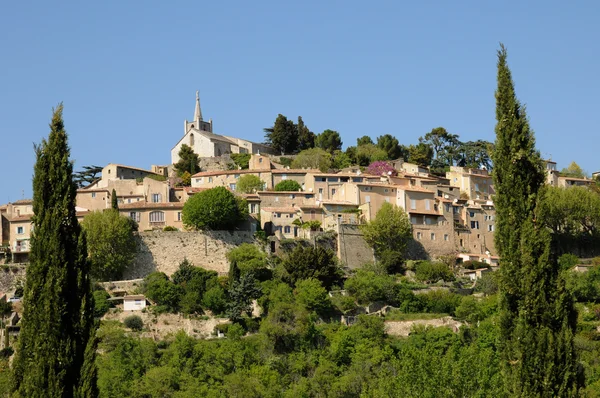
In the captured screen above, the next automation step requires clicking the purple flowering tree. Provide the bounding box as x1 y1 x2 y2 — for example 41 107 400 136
366 161 397 176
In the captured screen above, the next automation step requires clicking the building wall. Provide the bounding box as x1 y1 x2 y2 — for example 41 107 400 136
124 298 147 311
192 171 273 190
272 172 309 189
120 207 184 231
357 185 397 220
337 224 374 269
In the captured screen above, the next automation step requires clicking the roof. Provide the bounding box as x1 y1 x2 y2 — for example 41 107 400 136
184 187 209 194
261 207 298 213
271 169 319 174
77 188 110 193
192 169 271 178
7 215 33 222
321 200 358 206
408 210 440 216
118 202 185 210
258 191 312 195
11 199 33 205
107 164 159 175
356 183 398 189
124 295 146 300
558 176 591 182
400 186 436 194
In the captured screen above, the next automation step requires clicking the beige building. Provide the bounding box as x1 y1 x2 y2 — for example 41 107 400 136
544 160 559 186
192 169 272 191
557 175 593 188
119 202 185 231
171 92 273 163
446 166 494 200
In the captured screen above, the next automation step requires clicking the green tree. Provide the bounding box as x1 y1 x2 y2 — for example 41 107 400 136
226 244 267 276
331 150 353 169
12 104 97 396
356 144 388 166
182 187 248 230
230 153 251 169
274 180 302 192
297 116 315 151
81 209 137 281
360 202 412 272
414 261 454 283
344 269 397 305
419 127 460 166
291 147 332 172
377 134 405 160
110 188 118 210
174 144 200 176
294 278 331 313
407 143 433 167
227 272 261 322
456 140 494 170
93 290 112 318
281 245 343 289
561 161 587 178
264 114 298 154
315 129 342 154
236 174 264 194
493 44 579 395
143 272 184 313
356 135 374 146
73 165 103 188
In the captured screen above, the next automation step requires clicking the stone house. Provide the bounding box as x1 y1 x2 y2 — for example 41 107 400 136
119 202 185 231
446 166 494 200
192 169 273 191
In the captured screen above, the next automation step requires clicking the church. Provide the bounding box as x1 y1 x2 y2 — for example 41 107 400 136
171 92 274 164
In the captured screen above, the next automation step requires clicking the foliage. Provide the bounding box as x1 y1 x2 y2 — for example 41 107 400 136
235 174 264 194
474 271 499 296
331 150 353 169
297 116 316 151
366 160 397 177
73 165 103 188
264 114 299 154
143 272 184 313
182 187 248 230
355 144 388 166
111 188 118 210
559 253 580 271
414 261 455 283
407 142 434 167
281 245 343 290
12 104 97 396
226 243 268 279
565 266 600 303
227 272 262 322
82 209 137 281
315 129 342 154
202 285 228 315
456 140 494 170
493 44 578 395
174 144 200 176
278 157 293 167
274 179 302 192
419 127 460 166
291 147 332 172
344 269 397 305
462 260 489 270
93 290 112 318
561 161 587 178
377 134 407 160
123 315 144 331
294 278 331 314
230 153 251 169
361 202 412 272
356 135 374 146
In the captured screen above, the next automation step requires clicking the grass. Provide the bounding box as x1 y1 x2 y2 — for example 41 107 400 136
384 311 449 321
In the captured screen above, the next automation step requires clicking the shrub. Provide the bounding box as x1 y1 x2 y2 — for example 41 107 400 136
182 187 248 230
236 174 265 194
123 315 144 331
230 153 251 169
279 157 293 167
202 286 228 315
295 278 331 313
344 269 397 305
558 253 579 271
462 260 489 270
93 290 112 318
143 272 184 313
415 261 455 283
275 180 302 192
163 226 178 232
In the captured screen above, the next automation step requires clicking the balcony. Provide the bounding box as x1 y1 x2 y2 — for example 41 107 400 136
149 221 166 228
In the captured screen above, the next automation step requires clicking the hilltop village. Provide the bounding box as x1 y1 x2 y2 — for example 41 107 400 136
1 93 595 269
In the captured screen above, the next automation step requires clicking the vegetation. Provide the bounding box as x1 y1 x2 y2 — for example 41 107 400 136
73 165 103 188
315 129 342 154
361 202 412 272
235 174 264 194
493 44 578 395
561 161 587 178
274 179 302 192
414 261 455 283
12 104 97 396
291 147 332 172
366 160 397 177
281 245 343 290
82 209 137 281
230 153 251 169
182 186 248 230
123 315 144 331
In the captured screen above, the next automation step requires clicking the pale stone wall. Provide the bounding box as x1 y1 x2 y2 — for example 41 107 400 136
337 224 374 269
125 231 255 279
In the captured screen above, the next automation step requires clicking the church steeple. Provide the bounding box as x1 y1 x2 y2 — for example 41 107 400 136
194 90 203 122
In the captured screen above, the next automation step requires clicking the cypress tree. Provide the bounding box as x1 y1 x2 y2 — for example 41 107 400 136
111 188 118 210
493 45 579 396
12 104 98 397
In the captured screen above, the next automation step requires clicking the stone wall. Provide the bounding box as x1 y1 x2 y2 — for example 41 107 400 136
337 224 374 269
124 231 255 279
0 264 26 296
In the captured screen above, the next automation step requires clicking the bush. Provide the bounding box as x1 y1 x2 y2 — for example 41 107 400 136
558 253 579 271
344 269 397 305
295 278 331 313
182 187 248 230
474 272 498 296
462 260 489 270
93 290 112 318
230 153 251 169
236 174 265 194
143 272 184 313
274 180 302 192
278 157 293 167
123 315 144 331
202 286 228 315
163 226 178 232
415 261 455 283
420 290 462 315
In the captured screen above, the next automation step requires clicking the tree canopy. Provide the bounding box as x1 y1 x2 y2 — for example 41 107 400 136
81 209 138 281
274 180 302 192
264 114 299 154
235 174 264 194
561 161 587 178
291 148 332 172
182 187 248 230
315 129 342 154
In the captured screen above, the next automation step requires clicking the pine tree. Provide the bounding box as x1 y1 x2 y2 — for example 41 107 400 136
111 188 118 210
493 44 579 396
11 104 97 397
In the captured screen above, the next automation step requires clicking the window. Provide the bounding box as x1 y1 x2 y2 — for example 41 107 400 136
275 213 281 218
445 204 451 213
327 177 338 182
444 234 449 241
208 177 213 183
149 211 165 223
425 199 430 211
332 189 336 196
284 226 291 234
425 217 435 225
475 183 480 192
127 198 131 203
410 216 418 224
234 174 240 179
318 188 323 194
460 239 464 246
453 206 460 214
229 183 236 190
282 174 287 180
365 195 371 203
352 177 363 183
259 158 263 163
177 212 182 221
410 199 417 210
129 212 140 222
470 221 480 229
16 227 23 235
488 224 494 232
152 193 162 203
469 211 475 218
290 194 295 199
91 192 96 198
384 188 389 193
196 178 201 184
437 190 443 197
431 233 435 240
416 232 422 240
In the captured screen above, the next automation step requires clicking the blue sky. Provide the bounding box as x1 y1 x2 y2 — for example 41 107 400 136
1 1 598 202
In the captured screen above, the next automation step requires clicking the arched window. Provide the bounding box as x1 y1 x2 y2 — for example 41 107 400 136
190 133 195 147
149 211 165 223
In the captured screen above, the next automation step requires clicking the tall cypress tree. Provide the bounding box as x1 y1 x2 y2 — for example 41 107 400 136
493 45 579 396
111 188 119 210
12 104 98 397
